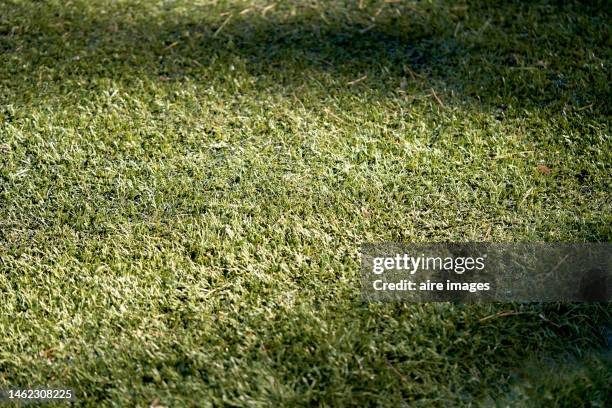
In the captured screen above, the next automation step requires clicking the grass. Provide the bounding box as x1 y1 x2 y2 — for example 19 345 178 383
0 0 611 406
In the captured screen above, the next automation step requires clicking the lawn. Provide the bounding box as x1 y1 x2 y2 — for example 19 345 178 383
0 0 611 406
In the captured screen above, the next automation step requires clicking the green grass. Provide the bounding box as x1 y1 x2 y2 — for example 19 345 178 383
1 0 611 406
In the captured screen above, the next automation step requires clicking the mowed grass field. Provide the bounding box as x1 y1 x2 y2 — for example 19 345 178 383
1 0 611 406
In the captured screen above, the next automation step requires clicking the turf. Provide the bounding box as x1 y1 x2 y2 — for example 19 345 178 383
0 0 611 406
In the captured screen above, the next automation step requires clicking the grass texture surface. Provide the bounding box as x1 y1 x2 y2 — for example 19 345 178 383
1 0 611 406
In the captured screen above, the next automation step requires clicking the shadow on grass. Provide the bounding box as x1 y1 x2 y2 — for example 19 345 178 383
47 301 611 405
1 0 609 113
